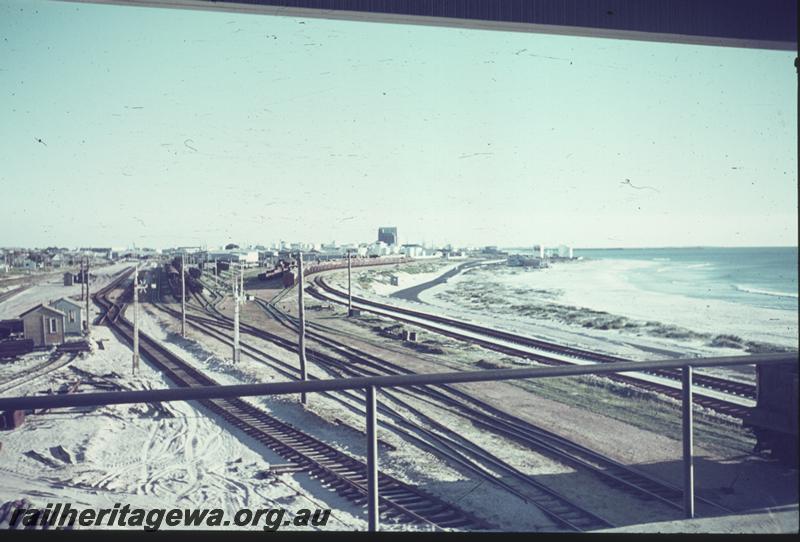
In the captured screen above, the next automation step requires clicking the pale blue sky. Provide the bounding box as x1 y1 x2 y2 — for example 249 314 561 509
0 0 796 249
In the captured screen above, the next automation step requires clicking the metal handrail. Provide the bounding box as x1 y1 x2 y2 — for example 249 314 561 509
0 352 794 411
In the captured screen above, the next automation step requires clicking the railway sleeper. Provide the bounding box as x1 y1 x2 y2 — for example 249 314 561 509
401 501 446 514
380 494 425 506
381 495 424 505
326 467 360 477
380 488 415 498
427 509 467 523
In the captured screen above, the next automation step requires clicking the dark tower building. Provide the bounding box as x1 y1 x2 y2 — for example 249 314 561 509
378 227 398 246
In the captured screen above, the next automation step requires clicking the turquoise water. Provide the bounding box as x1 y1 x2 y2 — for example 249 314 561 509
571 247 798 312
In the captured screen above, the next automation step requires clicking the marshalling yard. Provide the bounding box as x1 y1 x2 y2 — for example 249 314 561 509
0 256 796 532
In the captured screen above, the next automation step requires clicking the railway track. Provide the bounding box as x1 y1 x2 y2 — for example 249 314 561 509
310 276 755 417
94 269 490 531
160 276 734 525
0 284 30 305
0 351 79 395
153 297 617 531
163 275 619 529
256 297 735 518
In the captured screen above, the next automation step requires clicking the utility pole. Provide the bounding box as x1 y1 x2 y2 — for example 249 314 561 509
157 257 162 302
85 258 91 334
297 252 308 405
181 253 186 338
232 262 241 363
132 262 141 374
347 250 353 316
79 259 85 302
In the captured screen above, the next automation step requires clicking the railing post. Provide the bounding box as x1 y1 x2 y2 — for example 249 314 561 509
366 385 379 531
682 365 695 518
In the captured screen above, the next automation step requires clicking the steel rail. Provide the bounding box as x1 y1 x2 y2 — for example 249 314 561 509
2 349 793 412
257 297 734 516
313 275 758 398
199 298 615 529
156 286 616 529
308 277 758 417
85 270 489 531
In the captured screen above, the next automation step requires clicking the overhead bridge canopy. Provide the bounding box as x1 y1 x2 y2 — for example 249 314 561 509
58 0 797 50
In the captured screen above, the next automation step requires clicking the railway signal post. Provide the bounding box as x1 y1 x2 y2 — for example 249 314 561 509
181 254 186 338
297 252 308 405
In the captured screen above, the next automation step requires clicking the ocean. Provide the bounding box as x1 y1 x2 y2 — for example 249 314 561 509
571 247 798 313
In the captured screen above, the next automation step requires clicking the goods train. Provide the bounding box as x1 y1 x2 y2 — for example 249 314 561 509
744 362 798 465
257 256 411 286
163 264 204 296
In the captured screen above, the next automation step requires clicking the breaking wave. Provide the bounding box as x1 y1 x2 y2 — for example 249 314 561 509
734 285 798 299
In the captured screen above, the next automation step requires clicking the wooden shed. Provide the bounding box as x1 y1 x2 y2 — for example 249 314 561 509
19 304 65 348
49 297 83 335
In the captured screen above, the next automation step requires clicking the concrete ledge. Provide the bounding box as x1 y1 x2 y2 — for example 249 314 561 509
600 504 799 534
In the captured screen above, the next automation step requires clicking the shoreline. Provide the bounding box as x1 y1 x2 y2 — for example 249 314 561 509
421 259 798 349
342 257 797 365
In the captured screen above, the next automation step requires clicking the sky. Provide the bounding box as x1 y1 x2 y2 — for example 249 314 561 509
0 0 796 250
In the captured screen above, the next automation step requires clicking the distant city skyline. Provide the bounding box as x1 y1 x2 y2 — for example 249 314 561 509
2 241 798 253
0 0 796 249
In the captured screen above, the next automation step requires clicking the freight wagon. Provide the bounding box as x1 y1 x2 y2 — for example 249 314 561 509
745 362 798 465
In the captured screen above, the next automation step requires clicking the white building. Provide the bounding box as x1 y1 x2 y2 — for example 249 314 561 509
207 250 259 268
367 242 403 257
401 244 426 258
